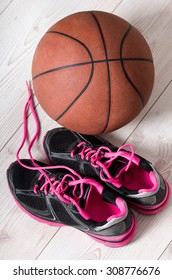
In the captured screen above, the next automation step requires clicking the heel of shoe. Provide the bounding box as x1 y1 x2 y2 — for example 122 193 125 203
87 214 136 247
128 181 171 215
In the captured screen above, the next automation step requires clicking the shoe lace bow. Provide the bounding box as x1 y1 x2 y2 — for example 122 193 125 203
71 141 135 185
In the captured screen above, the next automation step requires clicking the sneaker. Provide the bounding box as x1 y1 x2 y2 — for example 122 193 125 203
43 127 171 215
7 159 136 247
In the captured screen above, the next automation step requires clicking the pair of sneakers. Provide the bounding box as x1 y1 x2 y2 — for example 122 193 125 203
7 83 170 248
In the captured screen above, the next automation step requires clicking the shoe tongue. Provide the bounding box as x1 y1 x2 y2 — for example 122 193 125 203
106 157 128 177
41 170 91 210
65 182 90 209
79 184 91 209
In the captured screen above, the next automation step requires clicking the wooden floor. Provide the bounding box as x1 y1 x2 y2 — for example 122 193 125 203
0 0 172 260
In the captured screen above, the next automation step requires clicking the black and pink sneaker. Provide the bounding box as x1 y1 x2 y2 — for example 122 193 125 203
7 159 136 247
6 82 135 247
43 128 171 215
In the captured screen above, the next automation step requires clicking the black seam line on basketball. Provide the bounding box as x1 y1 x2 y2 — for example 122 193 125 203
32 57 153 80
90 11 111 134
120 25 145 106
44 30 94 122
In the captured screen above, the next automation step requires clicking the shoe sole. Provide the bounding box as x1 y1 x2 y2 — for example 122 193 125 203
127 181 171 215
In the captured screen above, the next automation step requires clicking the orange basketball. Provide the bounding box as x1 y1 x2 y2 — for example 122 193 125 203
32 11 154 135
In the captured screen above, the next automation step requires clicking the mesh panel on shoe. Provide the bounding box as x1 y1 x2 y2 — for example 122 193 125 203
17 194 48 212
84 164 98 177
49 130 76 153
11 162 39 190
51 157 81 174
50 198 79 226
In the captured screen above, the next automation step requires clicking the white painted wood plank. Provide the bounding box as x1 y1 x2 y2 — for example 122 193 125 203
114 0 170 33
159 241 172 260
0 206 59 260
0 0 13 14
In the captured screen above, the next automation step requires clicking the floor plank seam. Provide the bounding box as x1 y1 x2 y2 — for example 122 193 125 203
158 240 172 259
35 228 62 260
0 0 14 15
112 0 124 13
124 79 172 144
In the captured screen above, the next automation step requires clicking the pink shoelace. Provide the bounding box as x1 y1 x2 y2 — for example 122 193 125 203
16 82 101 205
71 141 137 187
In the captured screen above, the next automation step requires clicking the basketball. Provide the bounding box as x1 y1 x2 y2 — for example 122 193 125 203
32 11 154 135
